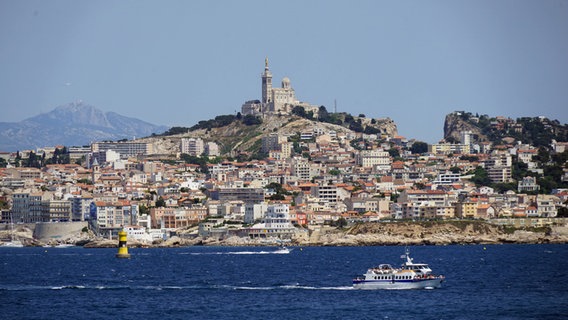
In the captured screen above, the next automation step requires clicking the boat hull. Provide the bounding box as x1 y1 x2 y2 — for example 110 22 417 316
353 278 443 290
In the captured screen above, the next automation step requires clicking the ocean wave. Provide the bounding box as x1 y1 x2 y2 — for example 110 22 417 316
50 285 86 290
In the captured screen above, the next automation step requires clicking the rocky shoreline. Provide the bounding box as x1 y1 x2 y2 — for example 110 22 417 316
2 221 568 248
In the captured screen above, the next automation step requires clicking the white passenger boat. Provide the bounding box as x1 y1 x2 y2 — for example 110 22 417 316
353 249 444 290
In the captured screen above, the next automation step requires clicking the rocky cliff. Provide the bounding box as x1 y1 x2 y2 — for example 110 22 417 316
443 112 487 143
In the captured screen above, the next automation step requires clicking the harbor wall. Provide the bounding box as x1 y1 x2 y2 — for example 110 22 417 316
33 221 88 241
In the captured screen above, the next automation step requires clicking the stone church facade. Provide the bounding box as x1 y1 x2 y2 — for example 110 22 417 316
242 58 319 117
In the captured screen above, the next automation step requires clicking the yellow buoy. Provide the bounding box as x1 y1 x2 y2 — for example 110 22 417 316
116 229 131 259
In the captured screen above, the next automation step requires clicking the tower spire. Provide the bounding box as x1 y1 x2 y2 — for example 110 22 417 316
262 57 272 104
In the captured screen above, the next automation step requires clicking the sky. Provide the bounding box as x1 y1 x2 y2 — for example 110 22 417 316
1 0 567 143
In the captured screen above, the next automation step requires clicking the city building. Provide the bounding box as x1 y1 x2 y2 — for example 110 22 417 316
357 149 391 170
91 141 153 159
247 203 297 239
181 138 205 156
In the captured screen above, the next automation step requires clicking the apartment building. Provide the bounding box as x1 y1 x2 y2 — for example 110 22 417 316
91 201 136 237
91 141 153 159
485 151 512 183
212 187 265 204
357 149 391 170
180 138 205 156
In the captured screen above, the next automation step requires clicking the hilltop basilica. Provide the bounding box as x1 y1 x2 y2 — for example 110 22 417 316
241 58 320 117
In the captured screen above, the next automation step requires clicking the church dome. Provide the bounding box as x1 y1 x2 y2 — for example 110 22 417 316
282 77 291 88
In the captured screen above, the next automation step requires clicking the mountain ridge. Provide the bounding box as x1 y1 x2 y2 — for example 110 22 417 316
0 102 168 151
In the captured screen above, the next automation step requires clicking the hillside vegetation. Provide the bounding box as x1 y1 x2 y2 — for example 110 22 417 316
444 111 568 147
146 110 397 156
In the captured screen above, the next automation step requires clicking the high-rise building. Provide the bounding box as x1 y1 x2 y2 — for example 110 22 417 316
180 138 205 156
262 133 287 153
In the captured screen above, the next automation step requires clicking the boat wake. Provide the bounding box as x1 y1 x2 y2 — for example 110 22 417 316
183 250 290 255
0 283 352 291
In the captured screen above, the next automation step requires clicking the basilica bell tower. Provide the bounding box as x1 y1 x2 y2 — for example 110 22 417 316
261 57 272 104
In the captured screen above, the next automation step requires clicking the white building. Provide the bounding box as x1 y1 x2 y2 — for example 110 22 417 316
244 202 268 224
247 203 297 239
205 142 220 157
357 149 391 170
181 138 204 156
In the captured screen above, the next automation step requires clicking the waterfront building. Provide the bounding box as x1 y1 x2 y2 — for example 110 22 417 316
11 191 42 223
124 225 153 242
244 202 268 224
397 190 450 207
247 203 297 239
42 199 72 222
71 196 94 221
455 201 478 219
90 201 136 237
9 191 68 223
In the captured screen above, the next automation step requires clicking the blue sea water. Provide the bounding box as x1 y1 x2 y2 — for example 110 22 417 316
0 244 566 320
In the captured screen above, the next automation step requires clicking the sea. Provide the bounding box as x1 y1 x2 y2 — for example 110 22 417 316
1 244 566 320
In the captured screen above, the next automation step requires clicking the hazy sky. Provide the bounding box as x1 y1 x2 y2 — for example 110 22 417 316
1 0 567 143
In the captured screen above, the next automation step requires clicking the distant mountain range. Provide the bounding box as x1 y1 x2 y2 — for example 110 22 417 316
0 102 168 151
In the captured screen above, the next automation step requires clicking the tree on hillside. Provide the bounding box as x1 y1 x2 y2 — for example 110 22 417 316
469 166 491 187
25 151 42 168
449 166 461 174
363 126 381 135
410 141 428 154
46 147 70 165
349 119 364 132
292 106 307 118
242 114 262 125
318 106 330 122
163 126 190 136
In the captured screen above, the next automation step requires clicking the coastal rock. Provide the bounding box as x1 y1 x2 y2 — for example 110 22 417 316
295 221 568 246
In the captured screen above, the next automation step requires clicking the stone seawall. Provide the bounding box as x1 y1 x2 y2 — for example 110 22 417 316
33 222 88 242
